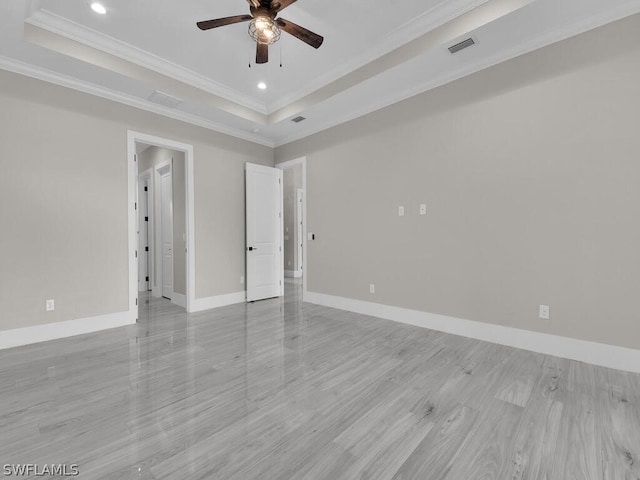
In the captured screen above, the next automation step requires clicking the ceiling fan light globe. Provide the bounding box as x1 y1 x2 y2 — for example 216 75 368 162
248 18 281 45
255 18 268 30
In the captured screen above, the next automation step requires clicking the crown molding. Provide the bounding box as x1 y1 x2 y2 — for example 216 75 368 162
265 0 488 114
7 2 640 148
25 1 486 118
25 9 269 115
274 1 640 147
0 55 275 148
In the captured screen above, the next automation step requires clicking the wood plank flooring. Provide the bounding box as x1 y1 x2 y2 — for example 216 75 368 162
1 280 639 479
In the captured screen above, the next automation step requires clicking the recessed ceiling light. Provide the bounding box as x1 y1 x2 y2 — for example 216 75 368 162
257 82 267 90
91 2 107 14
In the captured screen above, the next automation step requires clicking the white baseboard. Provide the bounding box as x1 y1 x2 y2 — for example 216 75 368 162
304 291 640 374
171 292 187 309
189 291 246 313
285 270 303 278
0 310 135 350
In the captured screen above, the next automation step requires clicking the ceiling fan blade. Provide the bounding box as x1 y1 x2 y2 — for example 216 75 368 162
246 0 261 7
276 18 323 49
256 42 268 64
197 15 253 31
271 0 297 12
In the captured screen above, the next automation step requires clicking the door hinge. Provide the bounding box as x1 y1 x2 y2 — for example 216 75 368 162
135 298 138 305
146 276 149 282
145 216 148 222
144 186 148 192
145 246 149 252
135 202 137 210
135 250 138 258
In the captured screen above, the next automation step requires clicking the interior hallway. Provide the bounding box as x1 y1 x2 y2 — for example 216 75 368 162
1 279 639 479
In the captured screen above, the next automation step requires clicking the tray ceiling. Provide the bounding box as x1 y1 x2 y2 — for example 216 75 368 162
1 0 639 146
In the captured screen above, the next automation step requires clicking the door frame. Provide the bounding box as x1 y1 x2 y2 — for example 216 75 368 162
276 157 307 297
155 161 173 299
127 131 195 315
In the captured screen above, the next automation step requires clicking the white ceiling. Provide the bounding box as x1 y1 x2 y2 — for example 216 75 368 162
1 0 639 147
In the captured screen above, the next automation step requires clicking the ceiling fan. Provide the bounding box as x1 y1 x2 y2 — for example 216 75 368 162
196 0 324 65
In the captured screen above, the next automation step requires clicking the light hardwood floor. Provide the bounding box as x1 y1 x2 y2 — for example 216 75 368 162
1 280 639 479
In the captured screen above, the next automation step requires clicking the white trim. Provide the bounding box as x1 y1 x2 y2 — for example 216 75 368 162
190 292 247 313
0 56 274 148
266 0 487 113
171 292 187 309
25 1 482 117
128 131 196 313
26 10 267 114
304 291 640 374
276 157 307 299
272 2 640 147
285 270 303 278
154 161 171 299
0 311 134 350
6 2 637 148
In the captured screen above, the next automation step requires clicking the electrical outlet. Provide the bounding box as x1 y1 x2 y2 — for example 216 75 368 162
420 204 427 215
398 206 405 217
45 299 55 312
240 276 244 285
539 305 550 320
369 284 375 294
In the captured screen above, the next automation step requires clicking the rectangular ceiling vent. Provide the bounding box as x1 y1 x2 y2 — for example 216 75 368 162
291 116 306 123
448 37 476 54
148 90 183 108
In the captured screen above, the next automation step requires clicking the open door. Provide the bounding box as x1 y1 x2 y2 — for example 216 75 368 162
246 163 283 302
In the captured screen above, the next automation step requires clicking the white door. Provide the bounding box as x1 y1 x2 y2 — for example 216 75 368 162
246 163 283 302
160 166 173 299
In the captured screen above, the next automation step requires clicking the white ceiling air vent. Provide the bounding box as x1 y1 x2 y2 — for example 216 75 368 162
148 90 183 108
291 116 306 123
448 37 476 54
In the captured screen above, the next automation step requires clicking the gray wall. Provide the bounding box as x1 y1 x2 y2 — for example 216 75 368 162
138 146 186 296
283 165 303 272
0 70 273 332
276 14 640 350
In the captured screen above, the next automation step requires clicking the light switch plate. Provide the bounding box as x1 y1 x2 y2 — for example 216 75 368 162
539 305 550 320
420 204 427 215
369 284 375 294
398 206 405 217
46 299 55 312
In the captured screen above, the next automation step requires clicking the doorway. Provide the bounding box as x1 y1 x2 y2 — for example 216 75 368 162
128 131 194 315
157 163 174 299
277 157 307 294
